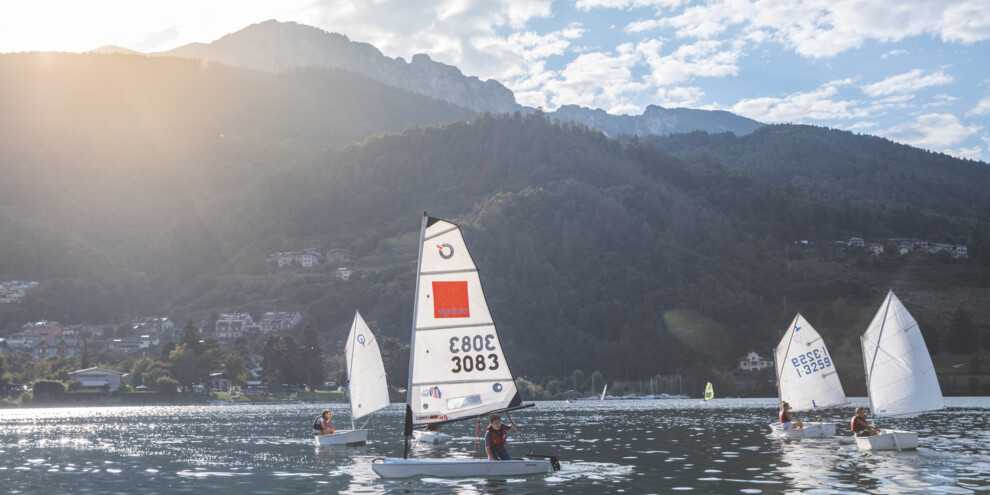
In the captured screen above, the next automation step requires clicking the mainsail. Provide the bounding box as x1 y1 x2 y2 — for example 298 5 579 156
345 310 391 424
774 313 847 412
704 382 714 401
861 291 943 418
405 214 521 431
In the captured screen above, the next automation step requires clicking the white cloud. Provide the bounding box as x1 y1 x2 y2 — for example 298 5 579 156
969 96 990 116
638 39 742 86
726 80 865 122
861 69 953 97
610 0 990 59
883 113 981 151
882 49 908 58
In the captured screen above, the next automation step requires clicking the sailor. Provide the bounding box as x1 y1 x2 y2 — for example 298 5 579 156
313 409 336 436
485 413 516 460
851 406 879 436
779 401 804 429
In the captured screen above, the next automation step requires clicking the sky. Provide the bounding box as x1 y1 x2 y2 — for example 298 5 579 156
2 0 989 163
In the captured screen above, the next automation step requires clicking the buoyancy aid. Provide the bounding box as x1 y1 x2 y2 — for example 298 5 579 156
779 409 791 423
487 425 507 449
850 415 863 432
313 416 324 430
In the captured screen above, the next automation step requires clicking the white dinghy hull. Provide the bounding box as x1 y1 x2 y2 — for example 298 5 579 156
315 429 368 447
855 430 918 450
412 429 453 444
767 422 837 438
371 457 553 478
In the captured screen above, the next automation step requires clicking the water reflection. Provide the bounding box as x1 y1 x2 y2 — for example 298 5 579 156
1 399 988 493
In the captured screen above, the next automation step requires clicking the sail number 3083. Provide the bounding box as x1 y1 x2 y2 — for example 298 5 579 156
450 335 499 373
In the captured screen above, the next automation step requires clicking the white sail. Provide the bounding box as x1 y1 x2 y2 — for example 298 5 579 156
345 310 391 421
861 291 943 418
407 215 520 427
774 313 847 412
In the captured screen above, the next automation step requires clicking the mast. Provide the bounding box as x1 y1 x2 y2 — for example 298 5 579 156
347 311 358 431
404 212 428 459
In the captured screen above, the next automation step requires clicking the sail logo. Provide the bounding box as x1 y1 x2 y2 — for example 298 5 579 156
433 281 470 318
356 334 366 347
437 243 454 259
421 386 442 399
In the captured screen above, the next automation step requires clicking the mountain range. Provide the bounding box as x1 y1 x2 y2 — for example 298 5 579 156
151 20 762 138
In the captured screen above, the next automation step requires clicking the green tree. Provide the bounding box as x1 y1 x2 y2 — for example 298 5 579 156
168 344 209 390
224 351 248 387
260 334 289 386
178 319 203 354
298 320 324 388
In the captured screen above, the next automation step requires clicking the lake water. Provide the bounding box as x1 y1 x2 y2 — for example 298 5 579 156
1 397 988 494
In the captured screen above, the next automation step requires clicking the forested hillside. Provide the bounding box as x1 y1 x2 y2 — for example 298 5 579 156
2 52 988 395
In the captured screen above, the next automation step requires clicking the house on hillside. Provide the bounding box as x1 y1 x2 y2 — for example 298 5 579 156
33 338 82 359
336 267 354 281
69 367 127 393
216 313 254 339
258 312 302 333
23 321 64 340
738 351 773 371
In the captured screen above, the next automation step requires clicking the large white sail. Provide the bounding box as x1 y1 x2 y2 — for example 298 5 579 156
406 215 520 427
774 313 847 412
346 310 391 421
861 291 943 418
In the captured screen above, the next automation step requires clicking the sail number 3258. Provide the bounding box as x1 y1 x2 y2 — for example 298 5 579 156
450 335 499 373
791 348 832 377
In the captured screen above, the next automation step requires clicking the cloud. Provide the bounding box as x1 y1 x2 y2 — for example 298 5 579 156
639 38 742 86
603 0 990 59
860 69 953 97
969 96 990 116
882 113 981 151
725 80 866 122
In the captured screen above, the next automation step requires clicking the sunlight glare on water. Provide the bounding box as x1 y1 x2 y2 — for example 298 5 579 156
1 398 988 493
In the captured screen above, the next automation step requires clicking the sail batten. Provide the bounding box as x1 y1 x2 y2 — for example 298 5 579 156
406 215 520 428
415 322 496 332
774 313 847 412
422 268 479 276
861 291 943 418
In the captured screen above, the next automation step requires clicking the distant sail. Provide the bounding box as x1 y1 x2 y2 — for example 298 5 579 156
774 313 847 412
345 310 391 421
704 382 714 401
861 291 943 418
406 215 520 428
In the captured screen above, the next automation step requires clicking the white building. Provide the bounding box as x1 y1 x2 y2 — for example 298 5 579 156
738 351 773 371
69 367 127 393
259 311 302 333
216 313 254 339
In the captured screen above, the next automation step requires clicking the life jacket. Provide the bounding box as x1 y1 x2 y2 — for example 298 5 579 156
487 425 507 449
313 416 324 430
850 416 861 432
779 409 790 423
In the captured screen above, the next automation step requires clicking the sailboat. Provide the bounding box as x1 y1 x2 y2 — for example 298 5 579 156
769 313 847 438
703 382 714 401
371 213 560 478
858 290 943 451
317 310 391 447
599 383 608 401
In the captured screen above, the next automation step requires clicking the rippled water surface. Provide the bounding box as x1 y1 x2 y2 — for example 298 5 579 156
1 397 988 494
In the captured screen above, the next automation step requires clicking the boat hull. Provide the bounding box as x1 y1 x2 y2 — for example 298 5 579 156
855 430 918 450
767 422 837 438
412 429 453 444
371 457 552 478
315 429 368 447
